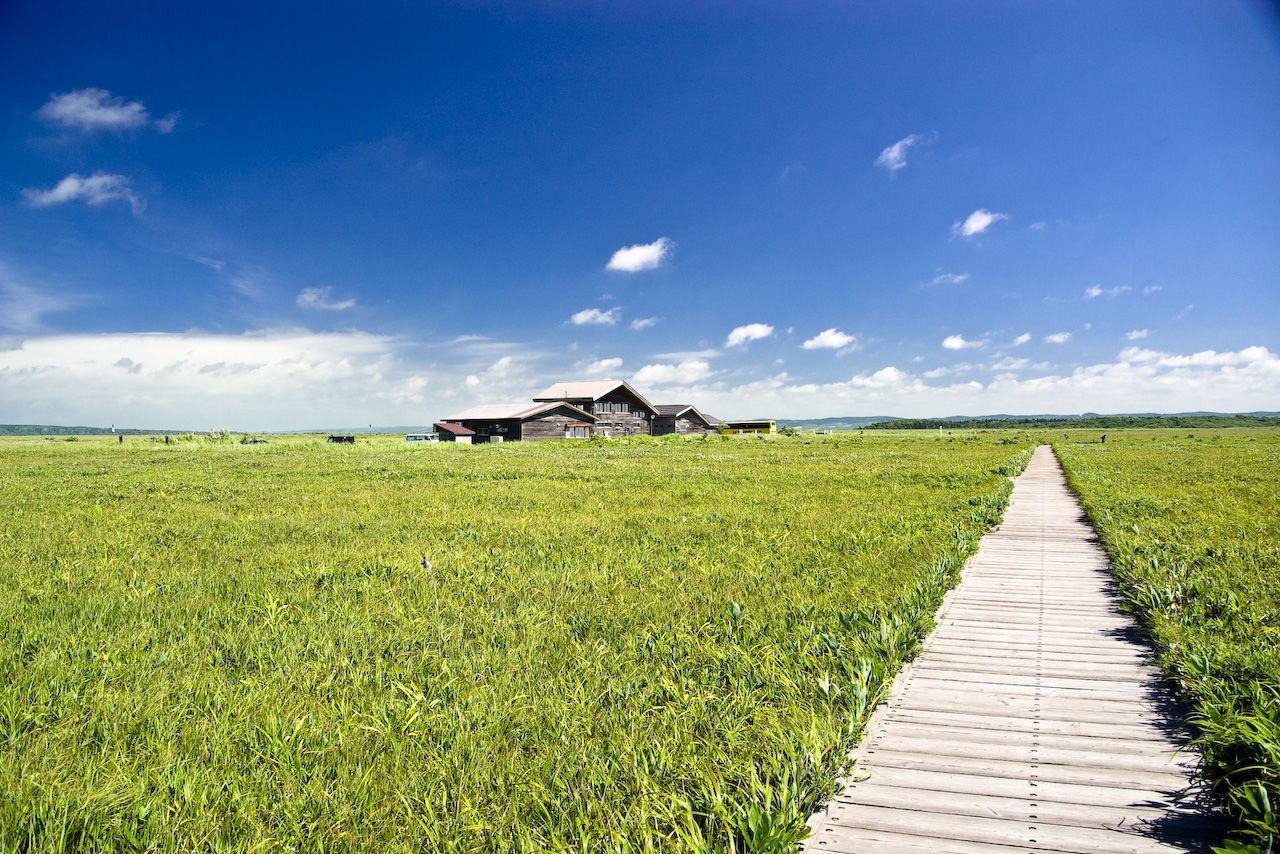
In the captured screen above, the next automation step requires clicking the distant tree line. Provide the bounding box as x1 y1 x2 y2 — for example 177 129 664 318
0 424 172 436
866 414 1280 430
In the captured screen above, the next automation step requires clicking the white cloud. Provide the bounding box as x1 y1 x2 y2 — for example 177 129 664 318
942 334 985 350
1143 285 1163 296
725 323 774 348
644 345 1280 420
632 360 714 387
0 330 435 429
629 316 658 331
654 348 719 361
801 328 858 351
1012 333 1032 346
1126 329 1150 341
296 287 356 311
37 88 146 132
1084 284 1131 299
35 88 176 134
606 237 673 272
1029 221 1047 230
875 133 926 172
931 271 970 285
569 307 619 326
22 172 143 213
585 357 623 374
1045 331 1072 344
952 208 1008 238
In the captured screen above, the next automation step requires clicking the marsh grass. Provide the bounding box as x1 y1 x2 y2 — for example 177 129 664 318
1054 429 1280 852
1 432 1030 852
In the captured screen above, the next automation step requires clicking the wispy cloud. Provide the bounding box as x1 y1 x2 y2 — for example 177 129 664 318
875 133 928 172
191 256 226 272
942 334 986 350
1029 221 1047 230
931 271 970 285
801 328 859 352
633 360 713 387
629 316 658 331
654 348 719 361
606 237 673 272
1084 284 1131 299
725 323 774 348
776 163 806 182
0 263 80 332
951 208 1008 238
22 172 143 213
1174 304 1194 320
297 286 356 311
569 307 619 326
1044 331 1072 344
1126 329 1150 340
1143 285 1163 296
1012 333 1032 346
584 357 623 374
36 88 176 134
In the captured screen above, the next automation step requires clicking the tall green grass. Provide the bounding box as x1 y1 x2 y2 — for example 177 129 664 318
1053 430 1280 852
0 432 1030 852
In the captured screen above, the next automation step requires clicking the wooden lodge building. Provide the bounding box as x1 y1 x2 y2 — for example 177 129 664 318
439 379 721 443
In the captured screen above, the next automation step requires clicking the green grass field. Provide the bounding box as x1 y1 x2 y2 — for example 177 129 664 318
0 432 1031 853
1054 429 1280 850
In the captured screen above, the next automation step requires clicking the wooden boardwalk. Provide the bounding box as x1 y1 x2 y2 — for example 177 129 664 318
803 445 1223 853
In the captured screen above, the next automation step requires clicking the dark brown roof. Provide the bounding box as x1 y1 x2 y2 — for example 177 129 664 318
655 404 715 426
433 422 476 435
532 379 658 415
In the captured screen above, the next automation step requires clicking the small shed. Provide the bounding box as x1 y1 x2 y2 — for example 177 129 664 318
653 404 718 436
433 422 475 444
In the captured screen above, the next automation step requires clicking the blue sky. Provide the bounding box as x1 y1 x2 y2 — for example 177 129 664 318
2 1 1278 429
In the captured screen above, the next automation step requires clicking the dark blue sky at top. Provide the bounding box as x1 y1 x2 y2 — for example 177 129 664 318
2 1 1278 426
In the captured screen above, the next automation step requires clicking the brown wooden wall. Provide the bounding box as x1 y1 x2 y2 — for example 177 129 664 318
654 415 715 436
583 390 652 436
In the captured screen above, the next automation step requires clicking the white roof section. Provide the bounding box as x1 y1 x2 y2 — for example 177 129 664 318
532 378 657 413
444 401 595 421
532 379 626 400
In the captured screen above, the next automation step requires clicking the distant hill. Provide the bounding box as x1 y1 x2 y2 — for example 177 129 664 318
773 416 901 430
865 413 1280 430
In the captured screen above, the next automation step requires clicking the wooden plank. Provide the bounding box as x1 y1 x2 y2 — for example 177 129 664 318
883 708 1177 742
821 803 1202 853
863 733 1197 775
876 721 1192 757
831 784 1219 835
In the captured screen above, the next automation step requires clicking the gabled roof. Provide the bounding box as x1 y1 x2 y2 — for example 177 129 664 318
443 401 596 422
531 379 657 414
655 404 715 426
433 422 476 436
